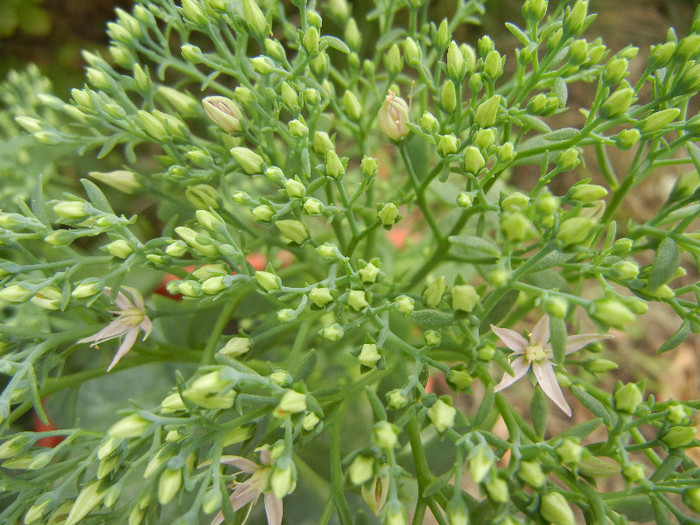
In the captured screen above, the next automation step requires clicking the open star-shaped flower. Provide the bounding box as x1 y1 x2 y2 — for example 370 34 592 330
78 287 152 371
212 448 283 525
491 315 609 417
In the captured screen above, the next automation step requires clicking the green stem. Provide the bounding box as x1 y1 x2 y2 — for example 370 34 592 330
329 404 352 525
200 293 246 366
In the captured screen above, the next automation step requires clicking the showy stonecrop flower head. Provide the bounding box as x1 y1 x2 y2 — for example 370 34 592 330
1 0 699 523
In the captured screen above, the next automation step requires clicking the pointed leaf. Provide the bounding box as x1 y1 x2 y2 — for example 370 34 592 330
505 22 530 46
544 127 579 141
649 237 679 290
321 35 351 54
657 320 690 353
410 310 454 329
31 174 49 227
479 289 519 332
549 315 567 364
519 114 552 133
448 235 500 256
80 179 114 214
572 386 612 427
553 77 568 107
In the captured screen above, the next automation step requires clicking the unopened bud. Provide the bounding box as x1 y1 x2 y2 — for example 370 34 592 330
202 96 243 133
378 93 410 141
349 455 374 485
241 0 268 39
423 276 446 307
275 219 308 244
378 203 399 227
600 87 635 118
569 183 608 202
325 150 346 179
428 397 456 432
230 147 264 174
614 383 643 414
591 298 635 328
540 492 576 525
474 95 500 128
451 284 479 313
384 44 403 76
309 287 333 307
255 271 280 292
639 108 680 134
438 134 459 156
348 290 369 311
556 217 595 246
563 0 588 35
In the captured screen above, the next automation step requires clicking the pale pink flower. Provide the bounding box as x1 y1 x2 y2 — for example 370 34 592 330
212 448 283 525
491 315 609 417
78 287 152 371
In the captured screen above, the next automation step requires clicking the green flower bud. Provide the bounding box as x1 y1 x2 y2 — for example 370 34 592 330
522 0 548 22
219 336 250 358
557 148 581 171
557 439 583 467
316 242 339 259
340 91 362 122
53 201 87 219
438 134 459 156
451 284 479 312
186 149 214 168
185 183 219 209
461 43 477 73
384 44 403 76
616 128 640 149
280 82 300 112
252 205 275 222
497 142 516 164
600 86 635 118
474 128 495 149
468 446 493 483
378 92 410 141
201 276 226 294
321 323 344 341
603 58 629 85
423 276 446 307
540 492 576 525
485 476 509 503
359 262 380 283
428 398 456 432
394 295 414 315
468 72 484 93
502 212 532 242
675 34 700 60
569 183 608 202
668 404 687 424
563 0 588 36
358 343 381 368
463 146 486 174
65 481 106 525
251 56 274 74
277 390 307 414
613 383 643 414
612 260 639 280
447 41 466 79
306 9 322 27
378 203 399 227
276 219 308 244
527 93 547 115
263 38 286 62
310 52 329 77
474 95 500 128
387 389 408 409
137 110 168 141
255 270 280 292
649 42 675 69
518 460 546 488
202 96 242 132
587 358 618 374
483 50 503 79
161 392 187 413
682 488 700 514
502 191 529 212
326 149 346 179
302 412 320 431
175 227 217 256
104 239 133 259
234 86 255 107
284 178 305 198
404 37 421 67
447 367 473 390
420 112 439 134
181 43 204 63
349 455 374 485
435 19 450 51
196 210 224 231
345 18 361 51
230 146 264 174
457 192 473 208
424 330 441 346
591 298 635 328
108 414 151 439
557 217 595 246
156 468 182 505
309 287 333 307
286 119 308 138
622 462 646 483
241 0 268 39
303 198 324 215
348 290 369 311
568 39 589 65
314 131 334 155
440 80 457 112
661 426 696 449
639 108 680 134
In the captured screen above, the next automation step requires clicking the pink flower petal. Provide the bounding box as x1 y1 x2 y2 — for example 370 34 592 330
532 361 571 417
490 325 528 352
565 333 611 354
264 493 283 525
106 327 139 371
531 315 550 346
78 320 129 345
493 356 530 392
230 483 260 511
220 456 260 474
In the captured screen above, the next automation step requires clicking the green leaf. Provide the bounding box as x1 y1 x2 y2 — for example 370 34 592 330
543 127 579 141
549 316 567 364
649 237 679 290
530 387 548 441
571 387 612 427
522 251 574 274
479 289 519 332
658 320 690 353
473 388 495 428
558 418 603 440
30 173 49 227
320 35 350 54
448 235 500 256
364 387 386 420
80 178 115 214
553 77 568 107
410 310 454 329
292 350 317 382
519 114 552 133
96 133 123 159
505 22 529 46
657 203 700 226
608 495 655 522
376 28 406 51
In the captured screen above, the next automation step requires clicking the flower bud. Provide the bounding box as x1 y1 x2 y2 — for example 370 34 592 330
612 260 639 280
277 390 307 414
387 389 408 409
394 295 415 315
310 52 329 77
269 462 296 499
241 0 268 39
639 108 680 134
497 142 516 164
252 205 275 222
474 129 495 150
446 41 466 80
284 178 305 198
483 51 503 79
463 146 486 174
502 192 529 212
196 210 223 232
157 468 182 505
468 446 493 483
313 131 334 156
181 43 203 63
378 203 399 227
255 271 280 292
403 37 421 67
661 426 696 449
202 276 226 294
65 481 106 525
569 183 608 202
302 412 320 431
343 90 362 121
108 414 151 439
615 128 640 149
280 82 300 112
557 439 583 467
349 455 374 485
251 56 274 74
683 488 700 514
591 298 635 328
275 219 308 244
557 148 581 171
556 217 595 246
648 42 675 69
603 58 629 85
309 287 333 307
104 239 133 259
563 0 588 36
348 290 369 311
440 80 457 112
622 462 646 483
175 227 217 256
316 243 339 259
230 146 264 174
288 119 308 138
359 262 380 283
202 96 243 133
518 460 546 488
568 39 588 65
457 192 473 208
438 134 459 156
344 18 361 50
501 213 532 242
423 276 446 307
53 201 87 220
378 93 410 141
234 86 255 107
485 476 509 503
615 384 643 415
420 112 439 134
428 397 456 432
600 86 635 118
424 330 440 346
219 336 250 358
522 0 548 22
358 343 381 368
474 95 500 128
372 421 398 450
325 149 346 179
185 183 219 209
321 323 344 341
451 284 479 313
303 198 324 215
540 492 576 525
675 34 700 60
384 44 403 76
468 73 484 93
